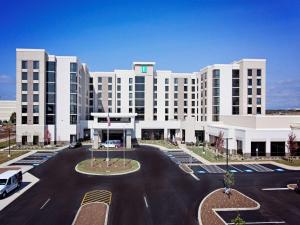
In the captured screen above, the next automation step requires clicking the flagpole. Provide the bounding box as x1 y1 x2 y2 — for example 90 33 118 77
106 112 109 167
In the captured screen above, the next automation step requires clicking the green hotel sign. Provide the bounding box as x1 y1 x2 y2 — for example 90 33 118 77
141 65 147 73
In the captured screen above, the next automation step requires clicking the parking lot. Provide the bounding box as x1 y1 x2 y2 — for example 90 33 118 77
163 150 203 164
191 163 289 175
10 151 57 167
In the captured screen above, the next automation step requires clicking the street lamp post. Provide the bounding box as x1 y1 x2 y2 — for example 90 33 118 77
225 137 233 172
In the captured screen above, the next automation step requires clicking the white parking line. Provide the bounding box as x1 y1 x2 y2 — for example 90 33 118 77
40 198 51 210
144 196 149 208
230 165 243 172
262 188 289 191
190 173 200 181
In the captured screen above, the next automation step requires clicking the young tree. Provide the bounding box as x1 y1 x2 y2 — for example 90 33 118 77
224 171 235 195
215 131 224 154
231 214 246 225
44 128 51 145
2 122 14 157
9 112 16 124
287 132 297 157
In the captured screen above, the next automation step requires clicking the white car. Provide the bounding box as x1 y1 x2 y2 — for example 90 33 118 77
0 170 22 199
100 140 122 148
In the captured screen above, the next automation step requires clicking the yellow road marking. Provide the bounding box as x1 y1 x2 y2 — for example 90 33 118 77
81 190 112 206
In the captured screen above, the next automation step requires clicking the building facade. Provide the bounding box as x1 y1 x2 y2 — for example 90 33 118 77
16 49 300 156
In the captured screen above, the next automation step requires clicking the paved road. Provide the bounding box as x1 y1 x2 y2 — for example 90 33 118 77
0 145 300 225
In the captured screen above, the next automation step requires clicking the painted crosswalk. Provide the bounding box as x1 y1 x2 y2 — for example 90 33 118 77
163 150 201 164
200 165 225 173
244 164 273 172
11 151 57 166
81 190 112 206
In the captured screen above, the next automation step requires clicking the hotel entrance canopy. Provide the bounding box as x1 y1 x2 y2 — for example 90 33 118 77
91 113 137 129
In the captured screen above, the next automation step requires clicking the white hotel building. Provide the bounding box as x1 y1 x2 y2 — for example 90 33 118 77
16 49 300 157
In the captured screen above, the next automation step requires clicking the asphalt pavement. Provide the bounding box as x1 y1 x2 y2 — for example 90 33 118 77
0 145 299 225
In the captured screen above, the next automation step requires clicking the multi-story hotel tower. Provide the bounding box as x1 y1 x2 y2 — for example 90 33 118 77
16 49 300 157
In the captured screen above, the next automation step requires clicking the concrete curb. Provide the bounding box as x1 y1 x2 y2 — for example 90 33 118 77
71 202 109 225
0 172 40 211
75 161 141 176
198 188 260 225
179 164 193 174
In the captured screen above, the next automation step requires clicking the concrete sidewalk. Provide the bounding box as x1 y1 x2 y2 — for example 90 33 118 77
0 172 39 211
177 143 212 165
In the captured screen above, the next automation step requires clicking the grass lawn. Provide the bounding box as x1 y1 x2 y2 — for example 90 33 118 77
0 139 16 149
188 146 225 162
276 159 300 167
0 150 29 164
76 158 140 175
138 140 179 149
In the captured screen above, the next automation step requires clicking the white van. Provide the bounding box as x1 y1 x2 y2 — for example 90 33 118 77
100 140 122 148
0 170 22 199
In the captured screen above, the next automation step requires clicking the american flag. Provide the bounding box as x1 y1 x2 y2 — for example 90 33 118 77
107 113 111 127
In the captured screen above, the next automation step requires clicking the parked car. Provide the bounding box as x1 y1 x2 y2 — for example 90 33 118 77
100 140 122 148
69 141 82 149
0 170 22 199
295 180 300 194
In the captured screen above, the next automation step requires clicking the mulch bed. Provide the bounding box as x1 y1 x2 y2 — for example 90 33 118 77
200 189 258 225
73 203 107 225
0 167 20 174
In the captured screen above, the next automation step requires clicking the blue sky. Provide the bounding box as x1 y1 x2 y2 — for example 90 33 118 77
0 0 299 109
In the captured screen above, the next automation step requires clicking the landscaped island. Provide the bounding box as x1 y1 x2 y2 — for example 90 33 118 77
75 158 140 176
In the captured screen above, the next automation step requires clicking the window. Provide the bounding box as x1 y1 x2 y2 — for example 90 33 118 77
248 69 252 76
257 98 261 105
184 108 188 114
117 85 121 91
108 92 112 98
257 79 261 86
117 78 121 83
165 108 169 114
117 100 121 106
248 88 252 95
70 115 77 124
33 72 39 80
232 88 239 96
174 101 178 106
257 107 261 114
174 108 178 113
153 108 157 113
174 78 178 85
165 86 169 92
129 78 133 84
257 69 261 76
192 79 195 84
174 115 178 120
70 105 77 114
129 108 133 113
117 108 121 113
165 116 168 121
232 106 239 115
165 93 169 99
232 79 239 87
232 97 239 105
22 61 27 69
248 98 252 105
184 101 187 106
184 78 188 84
165 78 169 84
22 83 27 91
70 73 77 83
33 83 39 91
47 61 56 71
248 79 252 86
108 100 112 106
22 116 27 124
174 93 178 99
47 83 55 92
213 69 220 79
70 63 77 72
141 65 147 73
129 93 133 99
22 105 27 113
33 94 39 102
154 78 157 84
248 107 252 114
22 72 27 80
108 77 112 83
33 116 39 124
33 61 39 69
117 93 121 98
98 77 102 83
33 105 39 113
232 69 239 78
184 86 188 92
46 72 55 82
46 115 55 124
98 85 102 90
22 94 27 102
165 101 169 106
47 94 56 103
257 88 261 95
174 86 178 92
108 85 112 91
70 84 77 92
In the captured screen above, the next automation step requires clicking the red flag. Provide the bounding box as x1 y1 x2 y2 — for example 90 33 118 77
107 113 111 127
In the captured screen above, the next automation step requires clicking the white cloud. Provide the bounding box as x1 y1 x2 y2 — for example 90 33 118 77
0 74 15 84
267 79 300 109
